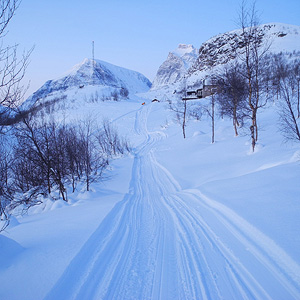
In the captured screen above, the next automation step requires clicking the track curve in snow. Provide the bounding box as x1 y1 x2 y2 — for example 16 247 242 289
45 103 300 300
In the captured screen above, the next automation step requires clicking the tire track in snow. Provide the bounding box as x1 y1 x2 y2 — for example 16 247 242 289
149 152 268 300
182 188 300 298
45 105 181 300
150 150 300 299
45 103 300 300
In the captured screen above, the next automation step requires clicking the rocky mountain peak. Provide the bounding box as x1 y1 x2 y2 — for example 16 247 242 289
151 44 198 89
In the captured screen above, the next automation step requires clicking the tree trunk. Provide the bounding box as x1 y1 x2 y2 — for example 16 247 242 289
233 106 239 136
233 118 238 137
211 95 215 143
72 175 76 193
297 80 300 118
86 174 90 192
250 124 255 152
286 94 300 140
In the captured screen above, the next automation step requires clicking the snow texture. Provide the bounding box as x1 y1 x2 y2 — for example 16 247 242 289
1 99 300 300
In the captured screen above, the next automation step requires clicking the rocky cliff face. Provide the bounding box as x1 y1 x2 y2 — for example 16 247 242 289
151 44 198 89
189 23 300 74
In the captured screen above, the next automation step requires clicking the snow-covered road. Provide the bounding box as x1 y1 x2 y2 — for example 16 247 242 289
45 104 300 300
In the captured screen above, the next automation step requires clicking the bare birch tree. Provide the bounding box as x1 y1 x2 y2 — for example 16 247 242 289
0 0 32 132
169 77 188 139
216 63 248 136
238 0 270 151
0 0 32 229
273 54 300 142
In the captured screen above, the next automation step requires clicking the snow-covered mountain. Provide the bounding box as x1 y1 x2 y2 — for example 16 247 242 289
21 58 151 111
148 23 300 100
151 44 198 89
190 23 300 74
22 23 300 112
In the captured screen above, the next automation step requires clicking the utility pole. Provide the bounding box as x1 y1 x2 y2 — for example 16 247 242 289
182 75 187 139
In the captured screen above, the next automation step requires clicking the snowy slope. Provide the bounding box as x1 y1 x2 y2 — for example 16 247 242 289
1 98 300 299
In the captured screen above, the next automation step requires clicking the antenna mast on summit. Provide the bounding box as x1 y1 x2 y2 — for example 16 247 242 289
92 41 95 84
92 41 95 63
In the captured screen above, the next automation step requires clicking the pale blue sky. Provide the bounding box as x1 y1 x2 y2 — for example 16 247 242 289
6 0 300 97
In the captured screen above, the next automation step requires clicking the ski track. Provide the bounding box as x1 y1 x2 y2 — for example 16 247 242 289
45 103 300 300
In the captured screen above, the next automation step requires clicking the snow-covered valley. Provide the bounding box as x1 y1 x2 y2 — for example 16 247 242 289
1 97 300 299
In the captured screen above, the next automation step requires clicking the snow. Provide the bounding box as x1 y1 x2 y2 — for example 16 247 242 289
1 22 300 299
1 96 300 299
0 156 133 300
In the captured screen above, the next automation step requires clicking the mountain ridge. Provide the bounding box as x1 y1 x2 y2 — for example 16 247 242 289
150 23 300 94
20 22 300 112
